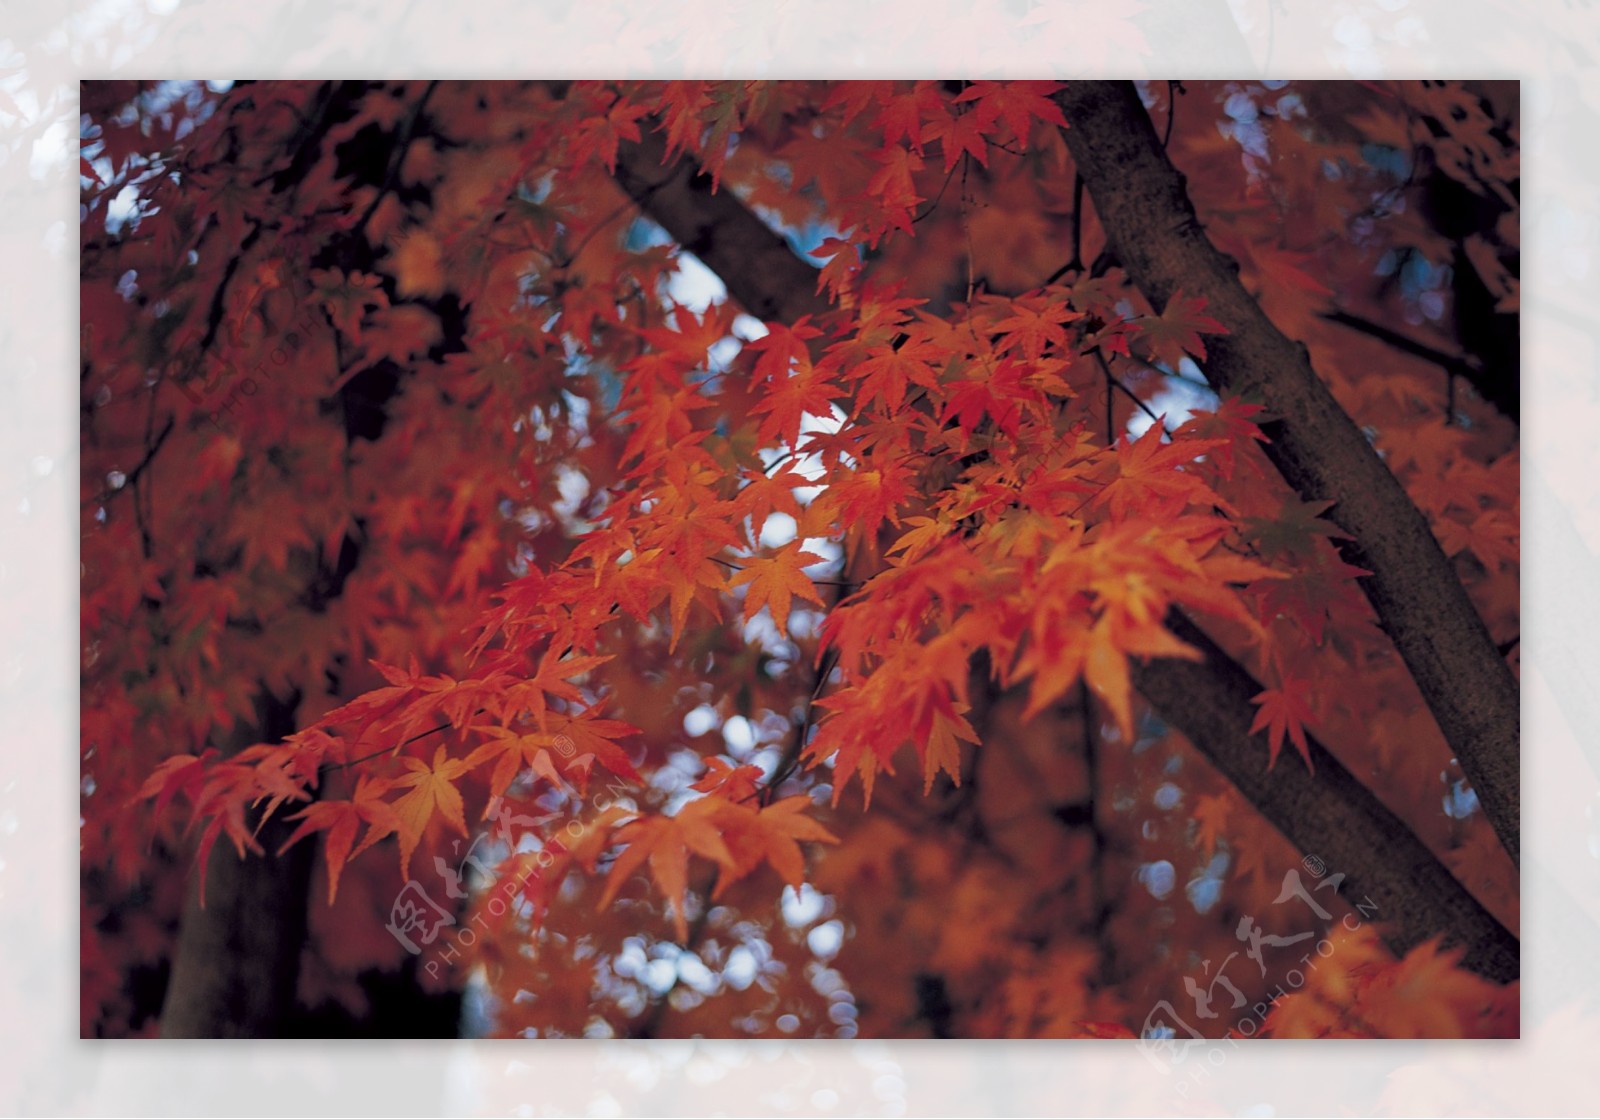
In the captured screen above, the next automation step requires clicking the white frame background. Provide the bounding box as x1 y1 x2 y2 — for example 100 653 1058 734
6 1 1595 1112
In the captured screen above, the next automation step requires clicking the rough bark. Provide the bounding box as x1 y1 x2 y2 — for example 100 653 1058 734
1136 612 1518 982
1053 80 1520 864
161 826 314 1037
608 128 1520 981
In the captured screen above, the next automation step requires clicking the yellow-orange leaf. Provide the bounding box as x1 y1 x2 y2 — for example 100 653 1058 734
730 544 826 637
598 798 739 941
390 746 472 877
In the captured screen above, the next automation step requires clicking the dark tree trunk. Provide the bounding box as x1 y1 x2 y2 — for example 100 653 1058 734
160 693 313 1037
1053 80 1520 864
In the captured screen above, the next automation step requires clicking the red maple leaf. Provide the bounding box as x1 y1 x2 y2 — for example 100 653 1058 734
1140 290 1228 367
1249 677 1317 770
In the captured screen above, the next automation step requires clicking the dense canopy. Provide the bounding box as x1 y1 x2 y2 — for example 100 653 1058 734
80 79 1520 1040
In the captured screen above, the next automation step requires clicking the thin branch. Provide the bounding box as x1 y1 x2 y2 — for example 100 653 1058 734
612 126 831 325
1162 80 1183 149
1044 173 1087 287
1320 307 1514 423
555 197 639 271
762 646 840 806
352 80 439 236
1319 309 1482 376
86 415 175 509
1093 349 1167 437
319 720 456 775
708 554 859 589
911 159 964 224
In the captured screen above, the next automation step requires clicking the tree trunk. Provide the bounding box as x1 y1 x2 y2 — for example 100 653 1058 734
158 86 464 1033
160 694 313 1037
1053 80 1520 864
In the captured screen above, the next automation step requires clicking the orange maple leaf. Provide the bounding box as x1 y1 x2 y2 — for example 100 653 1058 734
390 746 473 876
924 105 991 172
920 706 977 793
993 298 1081 361
954 81 1067 148
713 796 840 895
691 757 765 801
730 544 827 637
278 775 400 903
751 364 844 447
1095 424 1229 522
542 709 643 785
866 145 925 233
598 798 739 941
571 94 649 173
466 726 575 802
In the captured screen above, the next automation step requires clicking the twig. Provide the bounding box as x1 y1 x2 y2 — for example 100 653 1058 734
352 80 440 236
1162 81 1184 149
319 719 457 774
761 646 841 806
1044 174 1087 287
1092 349 1167 441
709 554 860 589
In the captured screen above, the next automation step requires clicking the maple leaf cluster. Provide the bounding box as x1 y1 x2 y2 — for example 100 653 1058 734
80 79 1518 1040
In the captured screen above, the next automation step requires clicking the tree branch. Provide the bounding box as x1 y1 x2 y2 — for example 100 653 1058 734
1053 80 1519 864
1319 307 1516 423
612 128 831 325
1135 612 1518 982
606 128 1519 981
